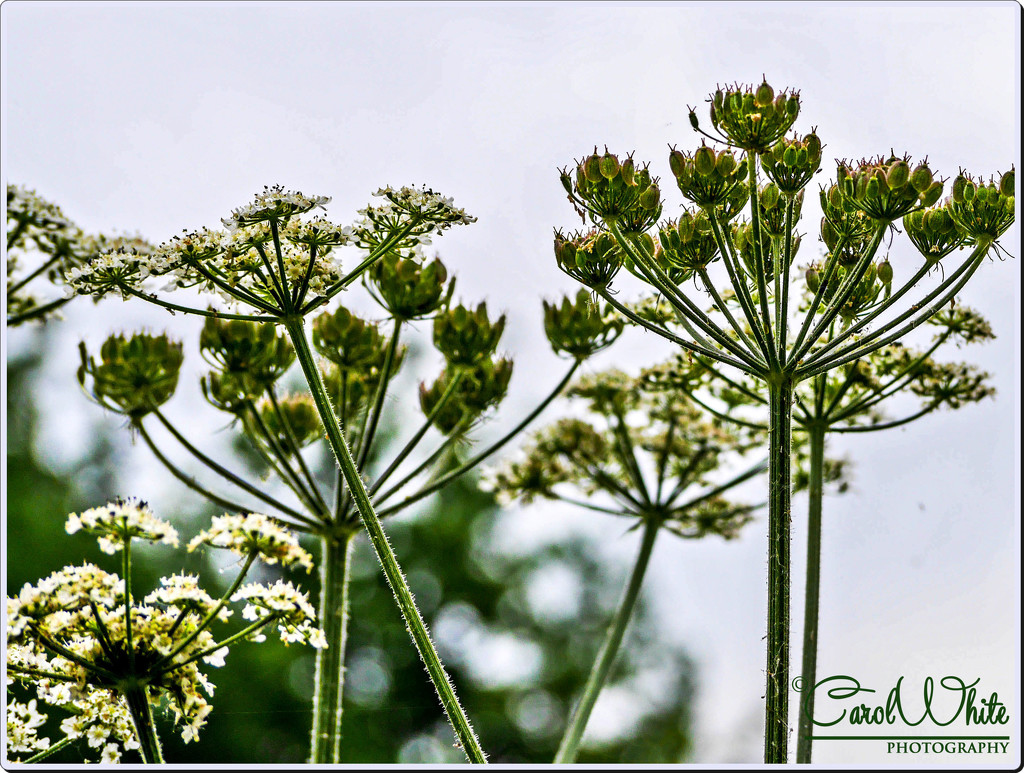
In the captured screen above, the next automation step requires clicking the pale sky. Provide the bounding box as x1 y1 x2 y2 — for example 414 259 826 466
2 1 1020 765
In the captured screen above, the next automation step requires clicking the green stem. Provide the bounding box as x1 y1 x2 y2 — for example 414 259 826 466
283 316 487 764
23 736 75 763
121 681 164 764
765 375 793 764
150 410 316 524
368 370 464 497
553 514 661 763
746 153 779 370
309 532 356 763
796 423 826 764
123 286 278 322
6 296 72 326
376 360 582 517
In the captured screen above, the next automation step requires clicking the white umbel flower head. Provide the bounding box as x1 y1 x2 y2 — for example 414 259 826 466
187 512 313 571
66 498 179 553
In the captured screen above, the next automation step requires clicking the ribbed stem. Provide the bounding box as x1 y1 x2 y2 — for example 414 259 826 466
554 515 661 763
796 423 825 763
309 532 356 763
121 681 164 764
282 316 487 764
765 376 793 764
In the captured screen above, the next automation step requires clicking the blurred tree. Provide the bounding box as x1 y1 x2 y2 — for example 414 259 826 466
6 339 695 763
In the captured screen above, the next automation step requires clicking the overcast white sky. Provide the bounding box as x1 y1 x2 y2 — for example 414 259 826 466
2 1 1020 765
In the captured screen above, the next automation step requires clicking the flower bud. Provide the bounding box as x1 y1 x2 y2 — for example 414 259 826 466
368 252 453 320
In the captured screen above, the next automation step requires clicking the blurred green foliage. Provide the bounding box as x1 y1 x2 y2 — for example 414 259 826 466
6 335 696 763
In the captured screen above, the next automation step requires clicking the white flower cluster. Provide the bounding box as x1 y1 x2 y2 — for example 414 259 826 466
233 579 327 648
7 184 75 232
63 248 155 299
187 512 314 571
66 498 179 554
59 690 140 763
283 215 354 247
353 185 476 250
7 563 124 639
6 698 50 758
221 185 331 232
144 573 233 622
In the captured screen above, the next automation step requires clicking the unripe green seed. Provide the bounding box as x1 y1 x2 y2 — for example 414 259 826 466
910 164 933 193
963 180 976 201
921 181 944 207
714 89 725 111
620 157 635 186
878 260 893 284
694 145 716 176
599 153 620 180
755 80 774 107
783 145 797 167
742 93 755 113
887 160 910 189
820 218 838 250
805 133 822 159
689 110 700 130
866 176 880 198
805 266 820 292
669 150 686 179
952 175 968 203
716 151 737 176
584 154 603 183
1000 169 1015 197
786 95 799 117
639 185 660 210
827 184 843 210
761 183 780 209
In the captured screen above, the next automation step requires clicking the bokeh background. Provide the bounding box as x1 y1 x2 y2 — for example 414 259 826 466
3 1 1020 765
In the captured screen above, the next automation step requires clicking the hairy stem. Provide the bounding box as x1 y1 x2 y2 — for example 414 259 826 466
765 375 793 764
796 422 826 763
554 515 661 763
282 316 487 763
309 532 356 763
121 681 164 764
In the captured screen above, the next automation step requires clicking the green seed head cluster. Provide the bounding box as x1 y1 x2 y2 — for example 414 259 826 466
256 393 321 451
542 289 623 360
761 132 823 194
657 208 721 275
312 305 387 371
198 318 295 414
433 302 506 366
490 367 759 539
698 79 801 153
420 357 514 436
949 169 1015 241
554 228 624 289
819 183 875 251
367 251 453 320
560 149 662 232
78 333 183 418
756 184 804 238
903 202 966 261
836 154 943 222
669 143 748 209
